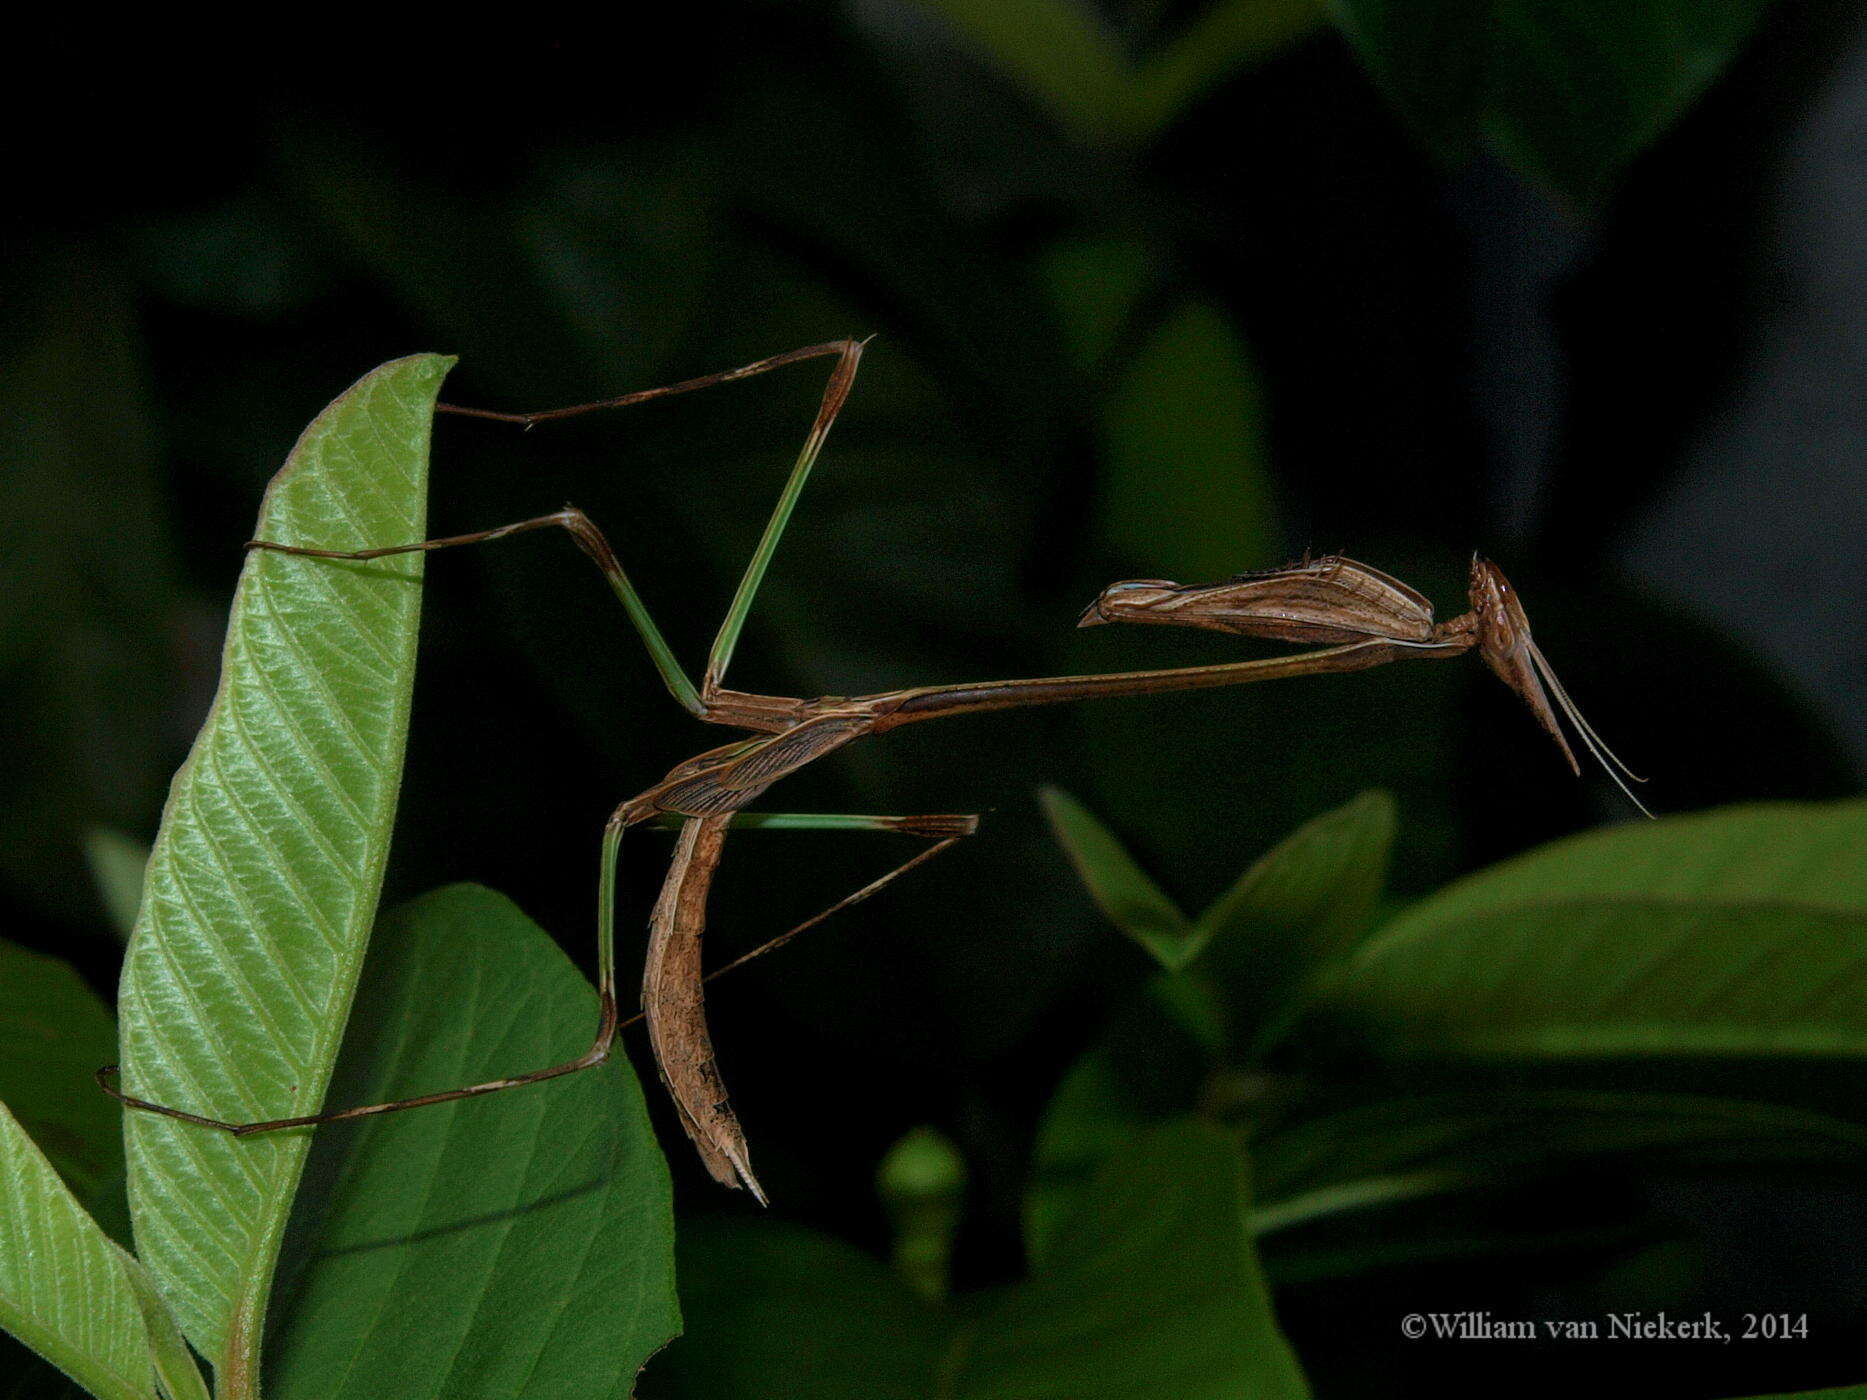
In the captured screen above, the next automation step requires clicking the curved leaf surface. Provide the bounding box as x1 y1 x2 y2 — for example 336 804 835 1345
268 886 679 1400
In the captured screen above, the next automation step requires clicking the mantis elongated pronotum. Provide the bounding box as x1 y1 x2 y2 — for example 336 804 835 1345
102 339 1646 1203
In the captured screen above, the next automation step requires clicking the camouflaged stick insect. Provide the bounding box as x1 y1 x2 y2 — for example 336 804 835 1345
1080 554 1652 816
102 341 1604 1202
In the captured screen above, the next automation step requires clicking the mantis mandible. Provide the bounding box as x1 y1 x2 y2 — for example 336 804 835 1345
102 339 1646 1203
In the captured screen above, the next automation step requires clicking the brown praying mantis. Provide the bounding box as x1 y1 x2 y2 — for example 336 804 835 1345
101 338 1648 1203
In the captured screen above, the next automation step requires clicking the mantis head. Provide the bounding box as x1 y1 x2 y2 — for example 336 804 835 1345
1467 556 1652 817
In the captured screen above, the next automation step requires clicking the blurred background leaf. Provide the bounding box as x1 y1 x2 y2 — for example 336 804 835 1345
1329 0 1779 203
651 1121 1307 1399
0 939 120 1207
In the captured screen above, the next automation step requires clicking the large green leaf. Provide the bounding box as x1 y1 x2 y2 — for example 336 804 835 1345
1333 801 1867 1060
267 886 678 1400
1251 1089 1867 1230
1337 899 1867 1058
1376 800 1867 938
664 1122 1308 1399
115 354 452 1386
0 1099 205 1400
1330 0 1776 204
0 939 120 1204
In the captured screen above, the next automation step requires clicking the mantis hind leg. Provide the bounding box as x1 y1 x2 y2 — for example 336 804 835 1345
248 508 705 717
97 806 972 1141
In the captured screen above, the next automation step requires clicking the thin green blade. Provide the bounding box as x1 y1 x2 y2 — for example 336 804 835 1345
268 886 679 1400
116 354 453 1384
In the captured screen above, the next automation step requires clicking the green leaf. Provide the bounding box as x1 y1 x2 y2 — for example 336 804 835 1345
1193 790 1394 1057
1337 899 1867 1059
1332 801 1867 1060
914 0 1135 145
1039 786 1190 968
121 1255 212 1400
85 829 149 942
0 1099 200 1400
115 354 453 1385
668 1122 1308 1399
1252 1089 1867 1230
915 0 1324 145
0 939 121 1207
1376 800 1867 937
1026 974 1222 1258
1330 0 1775 204
1129 0 1328 135
1097 302 1276 581
1030 793 1394 1249
1729 1387 1867 1399
267 886 679 1400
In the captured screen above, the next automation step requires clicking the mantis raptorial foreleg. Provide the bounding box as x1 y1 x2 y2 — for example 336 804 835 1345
97 809 974 1137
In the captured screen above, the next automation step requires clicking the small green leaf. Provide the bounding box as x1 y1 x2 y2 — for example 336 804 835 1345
1194 790 1395 1057
914 0 1324 145
0 1100 178 1400
914 0 1135 144
670 1122 1309 1399
0 938 121 1204
85 829 149 942
115 354 452 1385
1330 0 1776 204
1130 0 1328 136
1040 786 1191 968
267 886 679 1400
1030 794 1394 1247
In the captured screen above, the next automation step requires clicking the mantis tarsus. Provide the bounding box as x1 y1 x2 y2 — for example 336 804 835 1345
102 338 1647 1203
